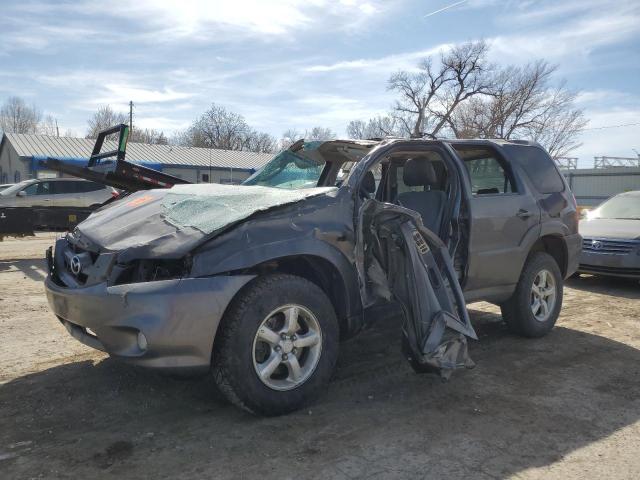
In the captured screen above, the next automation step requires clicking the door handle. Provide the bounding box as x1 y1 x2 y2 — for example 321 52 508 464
516 209 533 219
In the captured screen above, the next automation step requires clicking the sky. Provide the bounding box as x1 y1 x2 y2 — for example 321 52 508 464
1 0 639 167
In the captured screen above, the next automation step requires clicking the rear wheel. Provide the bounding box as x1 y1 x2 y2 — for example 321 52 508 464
501 252 563 338
212 274 339 416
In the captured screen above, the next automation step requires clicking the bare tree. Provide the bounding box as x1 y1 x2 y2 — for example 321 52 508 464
305 126 336 141
388 40 494 138
86 105 128 139
279 128 302 149
244 131 278 153
450 61 587 157
0 96 41 134
87 105 170 144
130 128 169 145
525 87 588 158
39 115 59 136
278 126 336 149
178 103 276 153
346 115 401 139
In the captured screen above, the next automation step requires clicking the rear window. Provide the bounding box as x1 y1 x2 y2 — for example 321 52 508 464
504 145 564 194
75 181 104 193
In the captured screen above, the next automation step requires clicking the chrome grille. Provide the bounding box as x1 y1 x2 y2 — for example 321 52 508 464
582 237 640 255
62 243 97 284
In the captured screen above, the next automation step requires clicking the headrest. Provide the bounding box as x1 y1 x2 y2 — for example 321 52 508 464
403 158 438 187
361 170 376 196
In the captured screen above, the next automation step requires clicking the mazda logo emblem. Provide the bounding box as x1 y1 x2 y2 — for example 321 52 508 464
70 255 82 275
591 240 603 250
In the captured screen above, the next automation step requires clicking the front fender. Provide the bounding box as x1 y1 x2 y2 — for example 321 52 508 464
540 220 571 237
191 222 362 322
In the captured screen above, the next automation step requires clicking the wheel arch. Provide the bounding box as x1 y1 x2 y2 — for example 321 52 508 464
194 235 364 339
528 234 568 277
241 254 360 339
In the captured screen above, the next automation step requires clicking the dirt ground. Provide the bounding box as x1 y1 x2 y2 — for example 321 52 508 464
1 233 639 480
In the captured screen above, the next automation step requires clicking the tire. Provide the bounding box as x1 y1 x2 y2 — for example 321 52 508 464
212 274 339 416
500 252 563 338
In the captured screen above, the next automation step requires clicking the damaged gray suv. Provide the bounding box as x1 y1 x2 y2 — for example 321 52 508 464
45 138 581 415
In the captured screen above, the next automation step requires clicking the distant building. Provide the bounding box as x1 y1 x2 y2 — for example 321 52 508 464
562 167 640 207
0 133 273 184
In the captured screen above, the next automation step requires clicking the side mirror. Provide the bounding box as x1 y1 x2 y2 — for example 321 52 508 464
16 191 26 197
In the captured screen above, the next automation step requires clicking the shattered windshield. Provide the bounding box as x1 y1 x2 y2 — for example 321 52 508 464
243 150 325 190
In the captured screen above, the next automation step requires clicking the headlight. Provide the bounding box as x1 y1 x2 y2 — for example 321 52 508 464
113 257 192 285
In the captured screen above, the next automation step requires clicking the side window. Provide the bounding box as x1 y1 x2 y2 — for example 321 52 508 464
22 182 52 195
503 145 564 194
23 184 39 195
454 147 516 195
37 182 53 195
53 181 79 194
75 181 104 193
464 157 515 195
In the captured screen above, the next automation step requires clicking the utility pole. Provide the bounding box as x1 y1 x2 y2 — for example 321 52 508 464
129 101 134 137
55 119 59 137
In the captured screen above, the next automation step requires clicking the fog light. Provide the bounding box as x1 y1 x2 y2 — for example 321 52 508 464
137 332 148 351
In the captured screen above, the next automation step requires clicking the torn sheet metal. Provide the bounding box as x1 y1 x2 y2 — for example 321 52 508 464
357 200 477 379
70 184 336 261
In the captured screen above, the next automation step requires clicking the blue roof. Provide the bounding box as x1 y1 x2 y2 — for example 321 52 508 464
31 155 164 172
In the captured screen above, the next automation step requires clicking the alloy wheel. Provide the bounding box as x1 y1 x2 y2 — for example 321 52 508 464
252 304 322 391
530 269 556 322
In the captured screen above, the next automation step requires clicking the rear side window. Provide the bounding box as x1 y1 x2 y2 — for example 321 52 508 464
53 181 80 194
504 145 564 194
453 147 516 195
75 181 104 193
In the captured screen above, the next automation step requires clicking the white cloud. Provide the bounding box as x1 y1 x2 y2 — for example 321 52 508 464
304 44 451 73
55 0 388 40
96 85 194 105
489 0 640 68
574 108 640 165
134 116 191 131
572 89 640 163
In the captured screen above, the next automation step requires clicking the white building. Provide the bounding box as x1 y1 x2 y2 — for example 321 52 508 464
0 133 273 185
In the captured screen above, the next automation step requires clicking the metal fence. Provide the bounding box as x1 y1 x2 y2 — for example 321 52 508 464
562 167 640 207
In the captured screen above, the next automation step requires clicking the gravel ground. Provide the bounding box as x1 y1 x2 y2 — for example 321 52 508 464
1 233 639 479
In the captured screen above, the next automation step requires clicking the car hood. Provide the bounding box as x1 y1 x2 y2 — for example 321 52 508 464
71 183 337 261
579 217 640 240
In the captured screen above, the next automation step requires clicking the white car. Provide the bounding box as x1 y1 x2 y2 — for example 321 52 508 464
0 184 13 192
0 178 117 208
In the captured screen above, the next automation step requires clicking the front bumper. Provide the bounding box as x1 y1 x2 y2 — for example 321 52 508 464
45 274 255 373
579 253 640 279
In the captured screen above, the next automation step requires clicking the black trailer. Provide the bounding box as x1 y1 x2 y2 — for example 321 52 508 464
0 124 190 238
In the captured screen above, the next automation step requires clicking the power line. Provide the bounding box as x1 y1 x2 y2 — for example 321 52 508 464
582 121 640 131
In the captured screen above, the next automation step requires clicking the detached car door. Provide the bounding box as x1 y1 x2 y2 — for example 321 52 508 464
452 144 540 301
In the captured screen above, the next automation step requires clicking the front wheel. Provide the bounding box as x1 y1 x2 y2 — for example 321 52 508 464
501 252 563 338
212 274 339 416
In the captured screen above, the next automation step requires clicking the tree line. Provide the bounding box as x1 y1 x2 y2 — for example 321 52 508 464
0 40 586 157
347 40 586 158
